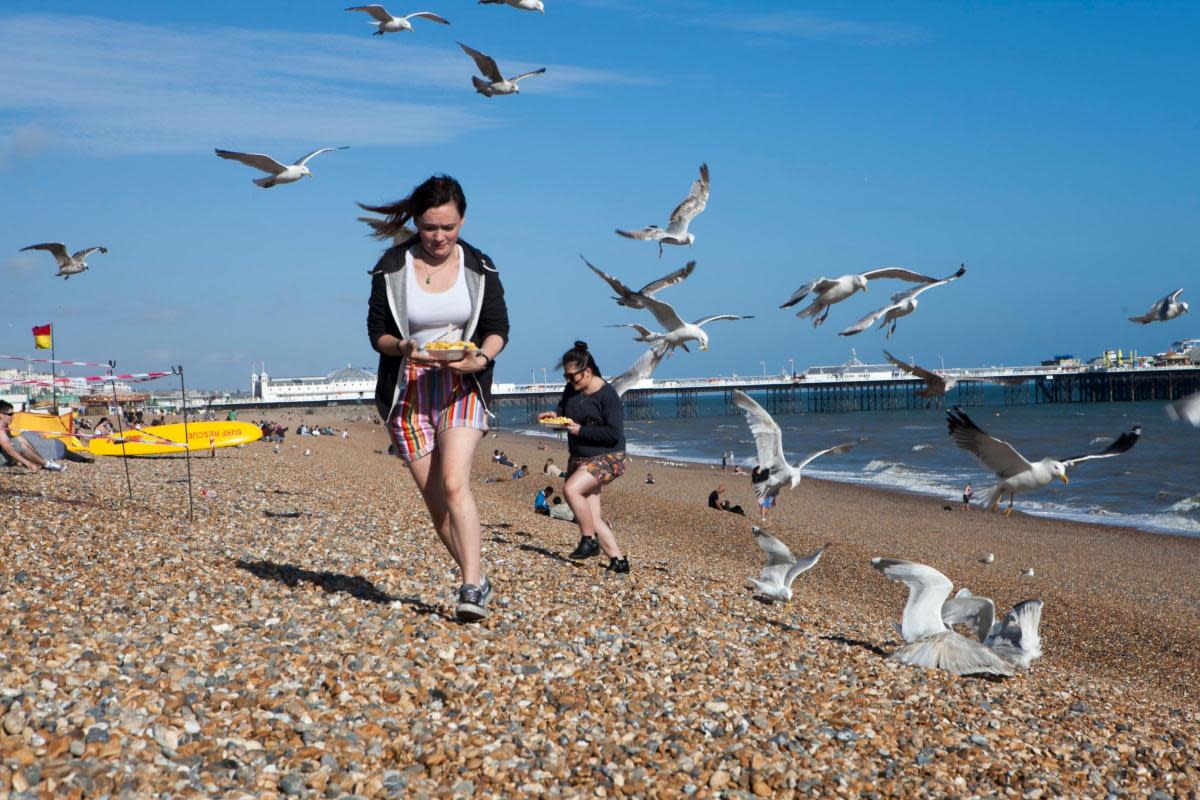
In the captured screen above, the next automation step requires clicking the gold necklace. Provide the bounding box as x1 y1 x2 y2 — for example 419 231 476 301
420 251 451 285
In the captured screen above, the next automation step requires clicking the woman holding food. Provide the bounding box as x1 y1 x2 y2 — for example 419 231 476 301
538 341 629 572
364 174 509 622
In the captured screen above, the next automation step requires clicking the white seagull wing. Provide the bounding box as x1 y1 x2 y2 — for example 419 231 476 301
639 295 687 331
888 264 968 303
639 261 696 297
665 163 709 236
692 313 753 327
458 42 504 82
71 246 108 260
871 557 953 642
1165 391 1200 426
882 349 945 392
21 243 71 267
783 543 827 588
1059 426 1141 468
860 267 942 283
346 5 395 22
986 599 1044 669
941 588 996 642
583 256 638 304
731 390 789 477
294 146 349 167
751 526 795 589
610 343 669 397
510 67 547 83
215 149 288 175
615 226 661 241
793 441 856 472
946 406 1032 478
779 277 834 308
404 11 450 23
838 304 892 337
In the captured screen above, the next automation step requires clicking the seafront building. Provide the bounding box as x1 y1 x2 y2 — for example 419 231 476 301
250 366 377 405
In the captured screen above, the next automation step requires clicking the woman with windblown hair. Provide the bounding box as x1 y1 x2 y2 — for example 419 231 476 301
364 174 510 622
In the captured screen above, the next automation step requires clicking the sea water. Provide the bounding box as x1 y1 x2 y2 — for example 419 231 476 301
501 397 1200 537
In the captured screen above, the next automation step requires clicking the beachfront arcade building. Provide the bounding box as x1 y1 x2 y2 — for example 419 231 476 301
251 366 376 405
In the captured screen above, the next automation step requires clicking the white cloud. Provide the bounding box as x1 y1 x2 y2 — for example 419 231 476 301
2 252 43 274
706 11 927 45
0 13 633 157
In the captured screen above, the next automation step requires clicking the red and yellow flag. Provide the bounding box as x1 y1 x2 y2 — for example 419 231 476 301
32 324 52 350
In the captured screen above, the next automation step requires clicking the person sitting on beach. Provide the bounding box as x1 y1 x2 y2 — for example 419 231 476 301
543 457 567 478
732 464 746 476
512 464 527 479
709 484 726 509
721 499 746 515
0 401 66 472
538 341 628 573
365 173 509 623
93 417 114 437
497 451 515 468
548 494 575 522
534 485 553 515
645 472 655 484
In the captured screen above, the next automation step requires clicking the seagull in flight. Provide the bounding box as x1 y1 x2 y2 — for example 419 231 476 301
839 265 967 338
610 342 670 397
20 243 107 279
882 349 957 397
1166 391 1200 426
872 558 1015 677
781 267 952 327
458 43 545 96
946 406 1141 515
215 147 349 188
746 527 827 602
1129 289 1189 324
345 6 450 34
616 164 709 256
610 294 751 352
478 0 544 13
584 256 695 310
731 389 855 501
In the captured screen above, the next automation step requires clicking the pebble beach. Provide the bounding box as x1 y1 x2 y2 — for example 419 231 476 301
2 412 1198 798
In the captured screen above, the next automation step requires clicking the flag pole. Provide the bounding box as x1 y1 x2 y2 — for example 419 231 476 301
174 365 195 522
108 360 134 500
50 323 57 412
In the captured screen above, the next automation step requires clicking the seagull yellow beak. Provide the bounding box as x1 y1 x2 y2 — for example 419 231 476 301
1058 474 1069 484
700 344 708 351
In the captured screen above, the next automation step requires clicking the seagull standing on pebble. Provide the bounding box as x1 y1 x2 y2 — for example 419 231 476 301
215 147 349 188
616 164 709 256
20 243 107 279
478 0 544 13
345 6 450 34
458 43 545 96
746 527 827 602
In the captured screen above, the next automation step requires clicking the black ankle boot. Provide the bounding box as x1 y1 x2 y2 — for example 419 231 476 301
606 556 630 574
568 536 600 559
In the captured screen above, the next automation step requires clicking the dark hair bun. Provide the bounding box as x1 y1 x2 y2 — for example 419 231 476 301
574 340 588 350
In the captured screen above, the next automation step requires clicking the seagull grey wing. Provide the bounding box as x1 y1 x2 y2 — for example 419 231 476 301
779 278 824 308
941 589 996 642
295 146 348 167
860 267 941 283
986 599 1043 669
752 526 796 576
692 314 753 327
615 226 661 240
21 243 71 266
640 295 687 331
732 390 789 477
215 149 288 174
892 631 1015 676
793 442 856 472
406 11 451 23
71 247 108 260
611 343 668 397
458 43 504 81
870 557 953 642
782 544 827 588
582 256 638 304
638 261 696 297
1060 425 1141 467
609 322 658 341
1165 391 1200 426
665 163 709 235
838 304 889 336
510 67 546 83
890 264 967 302
946 407 1031 478
882 349 937 382
346 5 395 22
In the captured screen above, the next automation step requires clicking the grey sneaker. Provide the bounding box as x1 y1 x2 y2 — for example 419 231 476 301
479 576 493 606
43 460 66 472
456 583 489 622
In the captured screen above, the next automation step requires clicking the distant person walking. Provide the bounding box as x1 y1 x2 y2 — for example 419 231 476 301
962 482 974 510
539 341 628 573
365 174 510 622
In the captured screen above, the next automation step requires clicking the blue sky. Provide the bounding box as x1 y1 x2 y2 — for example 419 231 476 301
2 1 1197 390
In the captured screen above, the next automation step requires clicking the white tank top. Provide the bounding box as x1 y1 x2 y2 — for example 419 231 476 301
405 245 472 347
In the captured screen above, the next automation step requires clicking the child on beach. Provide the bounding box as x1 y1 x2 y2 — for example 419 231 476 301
539 341 628 573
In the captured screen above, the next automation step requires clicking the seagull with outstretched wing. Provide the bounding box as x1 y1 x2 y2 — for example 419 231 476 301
215 147 349 188
610 342 671 397
584 256 695 309
882 349 957 397
1129 289 1189 324
731 389 855 501
839 265 967 338
746 527 827 602
872 558 1015 677
479 0 544 12
612 293 751 352
20 243 107 279
781 267 951 327
345 5 450 34
459 42 545 96
946 406 1141 515
617 164 709 256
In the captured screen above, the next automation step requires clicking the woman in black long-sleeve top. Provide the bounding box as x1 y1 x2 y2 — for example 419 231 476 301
539 341 629 573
